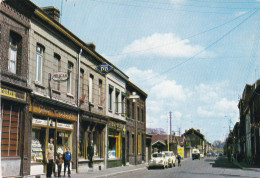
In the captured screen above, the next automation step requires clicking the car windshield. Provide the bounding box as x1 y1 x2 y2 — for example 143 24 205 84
164 153 170 156
152 153 163 157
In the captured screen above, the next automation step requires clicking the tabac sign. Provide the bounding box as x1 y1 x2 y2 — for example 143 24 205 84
97 62 113 74
0 86 26 101
52 72 68 81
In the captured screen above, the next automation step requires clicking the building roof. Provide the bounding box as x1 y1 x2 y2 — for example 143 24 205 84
151 134 168 145
182 128 205 140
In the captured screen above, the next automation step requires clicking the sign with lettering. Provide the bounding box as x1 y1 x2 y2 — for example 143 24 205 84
0 86 26 101
108 120 124 130
52 72 68 81
30 103 77 121
97 62 113 74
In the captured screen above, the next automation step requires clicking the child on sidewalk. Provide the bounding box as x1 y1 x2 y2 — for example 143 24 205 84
56 154 64 177
63 147 72 177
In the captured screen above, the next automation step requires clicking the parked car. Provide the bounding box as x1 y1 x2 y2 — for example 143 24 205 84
148 152 168 169
206 151 212 157
200 153 204 158
192 149 200 160
162 151 177 168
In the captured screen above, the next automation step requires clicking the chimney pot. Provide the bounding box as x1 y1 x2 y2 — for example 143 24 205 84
42 6 60 22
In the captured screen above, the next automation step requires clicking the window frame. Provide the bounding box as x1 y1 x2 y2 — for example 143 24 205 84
67 61 73 94
36 44 44 83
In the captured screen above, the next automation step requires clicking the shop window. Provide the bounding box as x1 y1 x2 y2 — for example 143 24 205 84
36 44 44 82
108 131 121 159
138 133 141 154
79 125 85 159
88 74 94 103
31 128 46 163
67 61 73 94
8 31 21 74
53 53 61 90
115 89 120 113
56 130 72 154
98 80 102 105
1 103 20 157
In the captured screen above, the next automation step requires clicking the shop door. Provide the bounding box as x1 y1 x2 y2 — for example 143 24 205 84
122 138 126 166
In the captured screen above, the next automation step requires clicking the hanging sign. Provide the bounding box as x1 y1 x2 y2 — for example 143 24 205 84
52 72 68 81
97 62 113 74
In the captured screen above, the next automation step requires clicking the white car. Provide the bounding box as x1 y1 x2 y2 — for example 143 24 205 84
148 152 168 169
163 151 177 168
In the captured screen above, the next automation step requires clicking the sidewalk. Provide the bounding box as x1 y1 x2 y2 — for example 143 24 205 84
232 160 260 171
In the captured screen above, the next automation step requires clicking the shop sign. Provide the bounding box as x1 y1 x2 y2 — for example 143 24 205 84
177 146 184 158
57 122 73 130
0 86 26 101
30 103 77 121
32 118 47 126
52 72 68 81
108 120 124 129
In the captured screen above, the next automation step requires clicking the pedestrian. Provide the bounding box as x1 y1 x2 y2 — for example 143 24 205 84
177 154 181 167
46 143 54 178
63 147 72 177
87 140 94 168
56 153 63 177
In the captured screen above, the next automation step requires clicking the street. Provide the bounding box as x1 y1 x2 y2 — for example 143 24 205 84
86 157 260 178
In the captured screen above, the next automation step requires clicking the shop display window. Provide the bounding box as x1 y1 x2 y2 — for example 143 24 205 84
108 131 121 159
57 131 72 154
31 128 45 163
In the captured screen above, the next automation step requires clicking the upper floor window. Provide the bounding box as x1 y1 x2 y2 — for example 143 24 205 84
132 102 135 120
67 62 73 93
98 80 102 105
137 106 140 121
127 99 130 118
141 108 144 122
115 89 120 113
108 85 114 111
89 74 94 103
36 44 44 82
53 53 61 90
80 69 84 96
8 32 21 74
121 93 126 116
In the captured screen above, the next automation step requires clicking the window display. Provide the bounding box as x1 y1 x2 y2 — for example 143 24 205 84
31 128 45 163
108 131 121 159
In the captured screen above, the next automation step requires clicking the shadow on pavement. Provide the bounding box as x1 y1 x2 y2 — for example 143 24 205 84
210 156 240 169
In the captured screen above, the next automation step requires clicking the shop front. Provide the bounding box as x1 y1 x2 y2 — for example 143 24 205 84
78 113 106 172
107 119 126 168
29 100 77 176
1 85 30 177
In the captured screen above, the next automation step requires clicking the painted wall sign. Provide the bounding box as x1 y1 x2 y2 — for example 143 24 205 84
52 72 68 81
30 103 77 121
0 86 26 101
97 62 113 74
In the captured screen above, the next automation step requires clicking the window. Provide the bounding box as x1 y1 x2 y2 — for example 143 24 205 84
67 62 73 93
8 32 21 74
121 94 125 116
98 80 102 105
127 99 130 118
80 69 84 96
53 53 61 90
36 44 44 82
138 133 141 154
89 75 94 103
137 107 140 121
141 109 144 122
1 103 20 157
115 89 120 113
108 131 121 159
132 102 135 120
109 85 114 111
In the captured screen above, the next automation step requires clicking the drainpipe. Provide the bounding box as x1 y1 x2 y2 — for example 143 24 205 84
77 48 82 173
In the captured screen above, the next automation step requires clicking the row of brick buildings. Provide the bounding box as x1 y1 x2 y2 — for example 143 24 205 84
0 0 148 177
225 79 260 165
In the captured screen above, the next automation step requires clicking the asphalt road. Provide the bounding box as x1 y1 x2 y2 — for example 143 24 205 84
107 157 260 178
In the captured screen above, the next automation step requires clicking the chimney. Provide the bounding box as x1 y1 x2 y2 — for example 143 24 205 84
87 43 96 51
197 129 200 133
42 6 60 22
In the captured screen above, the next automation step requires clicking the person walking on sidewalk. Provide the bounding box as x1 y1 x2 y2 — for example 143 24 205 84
63 147 72 177
87 140 94 168
177 154 182 167
46 143 54 178
56 153 64 177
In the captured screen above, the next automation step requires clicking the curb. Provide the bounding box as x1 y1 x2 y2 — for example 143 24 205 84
232 161 260 171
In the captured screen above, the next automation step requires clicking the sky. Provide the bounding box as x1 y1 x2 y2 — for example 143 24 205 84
31 0 260 143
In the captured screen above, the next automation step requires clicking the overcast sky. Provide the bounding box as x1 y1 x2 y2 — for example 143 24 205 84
32 0 260 143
